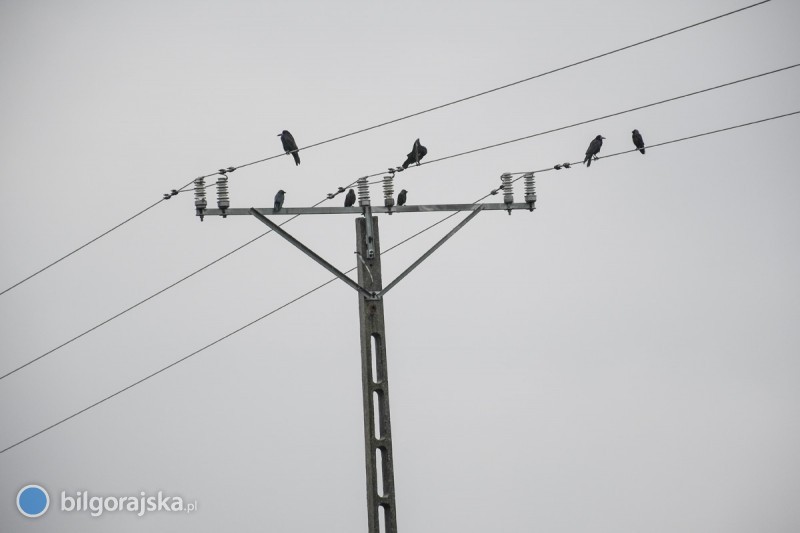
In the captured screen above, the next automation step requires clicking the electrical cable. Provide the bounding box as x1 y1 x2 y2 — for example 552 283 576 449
2 108 797 455
358 63 799 185
193 0 776 178
0 0 772 296
0 197 327 382
0 199 165 297
2 65 796 382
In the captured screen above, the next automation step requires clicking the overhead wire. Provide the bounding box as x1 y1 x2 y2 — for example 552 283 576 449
195 0 775 177
0 199 165 297
2 65 797 382
0 197 327 382
1 108 798 455
0 0 773 296
359 63 800 185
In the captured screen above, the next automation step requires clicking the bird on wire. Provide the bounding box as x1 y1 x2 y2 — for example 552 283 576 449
401 139 427 169
274 189 286 211
278 130 300 166
583 135 605 167
344 188 356 207
632 129 645 154
397 189 408 206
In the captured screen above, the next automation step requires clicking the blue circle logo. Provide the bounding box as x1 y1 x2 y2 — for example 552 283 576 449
17 485 49 518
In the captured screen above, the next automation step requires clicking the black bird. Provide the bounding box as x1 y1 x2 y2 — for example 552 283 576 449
274 189 286 211
397 189 408 206
401 139 427 169
632 129 645 154
278 130 300 166
584 135 605 167
344 188 356 207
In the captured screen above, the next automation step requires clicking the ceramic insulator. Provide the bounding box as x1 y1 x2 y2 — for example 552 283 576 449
357 176 370 206
501 173 513 204
524 172 536 203
383 175 395 207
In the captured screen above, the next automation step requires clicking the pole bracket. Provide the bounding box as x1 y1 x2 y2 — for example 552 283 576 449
249 208 375 300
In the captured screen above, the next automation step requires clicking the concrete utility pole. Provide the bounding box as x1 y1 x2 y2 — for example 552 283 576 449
355 215 397 532
194 172 536 533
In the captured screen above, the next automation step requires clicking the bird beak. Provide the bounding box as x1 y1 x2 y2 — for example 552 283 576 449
601 136 606 139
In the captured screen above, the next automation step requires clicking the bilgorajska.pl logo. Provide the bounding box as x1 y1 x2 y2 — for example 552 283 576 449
61 490 197 517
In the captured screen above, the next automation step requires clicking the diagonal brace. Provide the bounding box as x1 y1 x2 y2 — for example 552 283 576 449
249 208 375 299
378 206 484 298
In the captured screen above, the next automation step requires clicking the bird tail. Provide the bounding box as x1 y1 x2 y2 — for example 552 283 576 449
639 148 645 155
584 155 591 167
401 157 411 169
292 151 300 165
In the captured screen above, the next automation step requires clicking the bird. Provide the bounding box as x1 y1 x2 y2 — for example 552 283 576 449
397 189 408 206
344 188 356 207
584 135 605 167
274 189 286 211
278 130 300 166
401 139 427 169
632 129 645 154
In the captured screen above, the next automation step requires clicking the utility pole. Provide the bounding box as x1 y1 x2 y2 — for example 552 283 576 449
355 215 397 532
194 171 536 533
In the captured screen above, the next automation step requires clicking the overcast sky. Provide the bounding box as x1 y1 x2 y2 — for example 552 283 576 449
1 1 799 531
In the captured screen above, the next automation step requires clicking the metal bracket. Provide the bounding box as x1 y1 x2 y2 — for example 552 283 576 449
363 205 376 259
249 208 376 300
377 206 484 298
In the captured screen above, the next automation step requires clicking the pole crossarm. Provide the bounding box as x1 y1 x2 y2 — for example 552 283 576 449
249 208 376 299
204 202 533 217
378 206 484 298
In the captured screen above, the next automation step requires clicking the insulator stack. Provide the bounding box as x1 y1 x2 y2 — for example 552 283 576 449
357 176 370 206
194 177 207 221
216 175 230 218
524 172 536 207
501 173 514 204
383 174 395 208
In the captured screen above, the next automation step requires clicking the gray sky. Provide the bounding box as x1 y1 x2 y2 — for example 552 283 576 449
1 0 799 531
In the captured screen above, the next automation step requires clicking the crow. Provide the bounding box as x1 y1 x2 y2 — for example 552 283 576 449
401 139 427 169
632 129 645 154
274 189 286 211
397 189 408 206
344 188 356 207
278 130 300 165
584 135 605 167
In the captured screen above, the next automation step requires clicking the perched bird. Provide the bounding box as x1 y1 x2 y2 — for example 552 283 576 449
278 130 300 166
632 129 645 154
397 189 408 206
344 188 356 207
401 139 427 169
583 135 605 167
274 189 286 211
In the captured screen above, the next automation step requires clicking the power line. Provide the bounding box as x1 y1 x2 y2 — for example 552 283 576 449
0 1 772 297
0 198 165 297
1 109 797 456
504 109 800 177
362 64 800 182
2 67 796 383
0 209 468 456
217 0 774 175
0 198 327 382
